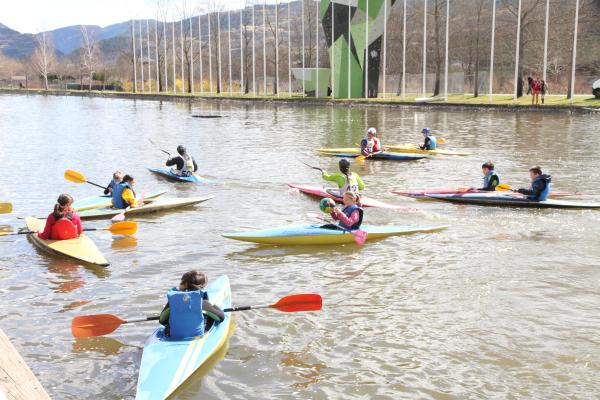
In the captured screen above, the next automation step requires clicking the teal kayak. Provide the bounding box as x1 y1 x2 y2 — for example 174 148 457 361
223 224 448 245
135 275 232 400
73 190 167 212
426 193 600 209
78 196 213 219
147 167 209 183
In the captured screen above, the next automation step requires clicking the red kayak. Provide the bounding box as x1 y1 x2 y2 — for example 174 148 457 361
289 184 418 211
392 187 579 199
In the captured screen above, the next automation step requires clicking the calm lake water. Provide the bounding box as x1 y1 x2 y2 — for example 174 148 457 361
1 94 599 399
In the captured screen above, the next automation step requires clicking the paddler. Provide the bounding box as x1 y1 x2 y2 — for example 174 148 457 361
360 127 382 157
166 145 197 177
322 158 365 197
103 170 123 195
159 270 225 338
329 191 364 230
516 166 551 201
478 161 500 191
38 193 83 240
419 127 437 150
111 174 141 209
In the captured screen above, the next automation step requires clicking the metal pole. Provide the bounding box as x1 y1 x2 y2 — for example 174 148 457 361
383 0 387 98
276 0 279 96
444 0 449 100
347 1 351 99
488 0 496 103
252 5 256 95
228 9 232 95
172 22 176 93
301 0 305 96
131 20 137 92
240 4 244 94
402 0 406 99
365 0 368 98
146 19 151 92
542 0 549 83
154 18 159 92
315 0 319 97
208 12 213 94
288 0 292 96
331 0 334 97
513 0 521 100
569 0 579 102
163 19 168 91
199 14 203 95
263 0 267 95
189 15 194 94
422 0 427 95
217 10 222 96
139 21 144 92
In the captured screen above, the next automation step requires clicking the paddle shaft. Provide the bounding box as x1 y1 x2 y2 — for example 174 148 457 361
299 160 323 172
87 181 108 190
148 138 171 157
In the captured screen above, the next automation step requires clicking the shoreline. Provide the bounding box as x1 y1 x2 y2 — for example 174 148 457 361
1 88 599 114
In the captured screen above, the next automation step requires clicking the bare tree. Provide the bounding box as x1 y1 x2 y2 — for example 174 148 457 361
32 31 55 90
80 26 99 90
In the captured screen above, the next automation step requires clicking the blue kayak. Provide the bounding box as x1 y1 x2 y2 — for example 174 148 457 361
223 224 448 245
147 167 209 183
426 193 600 209
73 190 167 212
319 152 428 161
135 275 232 400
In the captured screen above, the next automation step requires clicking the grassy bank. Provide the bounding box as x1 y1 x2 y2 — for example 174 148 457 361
1 88 599 112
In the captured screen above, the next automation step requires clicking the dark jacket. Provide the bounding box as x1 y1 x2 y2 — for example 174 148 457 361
517 174 551 201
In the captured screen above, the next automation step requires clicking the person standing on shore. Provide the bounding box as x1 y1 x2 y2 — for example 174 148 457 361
527 76 533 95
532 78 541 105
540 80 549 105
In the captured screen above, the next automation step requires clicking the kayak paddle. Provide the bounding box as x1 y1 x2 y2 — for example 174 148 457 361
307 212 368 245
495 183 512 191
299 160 323 173
71 294 322 338
148 138 171 157
0 203 13 214
1 221 137 236
64 170 108 190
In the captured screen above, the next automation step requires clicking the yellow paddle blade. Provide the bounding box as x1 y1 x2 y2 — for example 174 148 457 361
0 203 12 214
356 155 366 161
438 138 446 144
102 221 137 235
496 183 511 191
64 169 87 184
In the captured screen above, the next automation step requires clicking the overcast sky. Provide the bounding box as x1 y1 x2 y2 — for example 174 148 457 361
2 0 277 34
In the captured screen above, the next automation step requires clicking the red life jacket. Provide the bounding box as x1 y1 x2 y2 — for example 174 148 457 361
50 218 78 240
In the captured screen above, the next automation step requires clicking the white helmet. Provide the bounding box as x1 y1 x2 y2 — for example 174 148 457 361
367 127 377 135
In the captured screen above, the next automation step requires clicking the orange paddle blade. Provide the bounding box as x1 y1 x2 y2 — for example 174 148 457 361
72 314 127 338
0 203 12 214
269 294 322 312
104 221 137 235
64 169 87 184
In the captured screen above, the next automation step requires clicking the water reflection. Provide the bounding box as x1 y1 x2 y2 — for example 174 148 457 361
111 236 138 250
72 336 133 356
280 347 327 389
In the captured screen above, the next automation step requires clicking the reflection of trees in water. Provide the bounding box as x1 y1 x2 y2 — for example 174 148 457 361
280 347 328 389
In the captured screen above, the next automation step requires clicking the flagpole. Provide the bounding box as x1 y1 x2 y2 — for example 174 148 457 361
154 18 159 91
131 20 137 92
263 0 267 95
301 0 305 96
199 14 203 95
331 0 334 97
513 0 521 100
443 0 449 101
240 2 244 94
383 0 387 98
163 19 168 91
402 0 406 99
422 0 427 95
146 19 152 92
347 1 351 99
365 0 368 98
208 12 213 94
217 10 222 96
488 0 496 103
275 0 279 96
288 0 292 96
139 21 144 92
569 0 580 102
252 4 256 95
189 15 194 94
542 0 549 83
180 19 184 93
228 9 232 95
315 0 319 97
172 21 176 93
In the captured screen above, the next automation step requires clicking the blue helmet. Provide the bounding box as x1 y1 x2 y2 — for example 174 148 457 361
421 127 431 134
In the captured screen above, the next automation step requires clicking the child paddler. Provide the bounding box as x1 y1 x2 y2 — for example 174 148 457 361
478 161 500 191
111 174 140 209
360 127 382 157
38 194 83 240
516 166 551 201
166 145 198 177
328 192 364 230
321 158 365 197
419 127 437 150
159 270 225 338
103 170 123 195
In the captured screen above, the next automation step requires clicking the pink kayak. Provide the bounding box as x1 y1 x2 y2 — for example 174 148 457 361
392 187 579 199
289 184 418 211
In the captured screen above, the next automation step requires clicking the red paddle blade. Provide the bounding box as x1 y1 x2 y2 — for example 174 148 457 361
352 230 368 245
269 294 322 312
71 314 127 338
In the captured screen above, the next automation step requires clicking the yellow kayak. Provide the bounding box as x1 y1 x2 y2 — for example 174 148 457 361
317 146 471 156
25 217 109 266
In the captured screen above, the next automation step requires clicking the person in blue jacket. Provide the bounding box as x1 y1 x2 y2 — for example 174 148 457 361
517 166 551 201
419 127 437 150
159 270 225 338
479 161 500 191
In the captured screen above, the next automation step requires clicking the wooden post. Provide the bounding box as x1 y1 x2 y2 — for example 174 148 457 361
0 329 51 400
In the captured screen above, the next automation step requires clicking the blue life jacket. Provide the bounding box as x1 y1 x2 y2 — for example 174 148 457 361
167 288 205 339
483 171 500 190
112 182 135 209
427 135 438 150
536 174 551 201
340 204 364 230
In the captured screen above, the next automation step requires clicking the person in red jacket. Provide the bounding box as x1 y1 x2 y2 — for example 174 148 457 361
38 194 83 240
532 78 541 105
